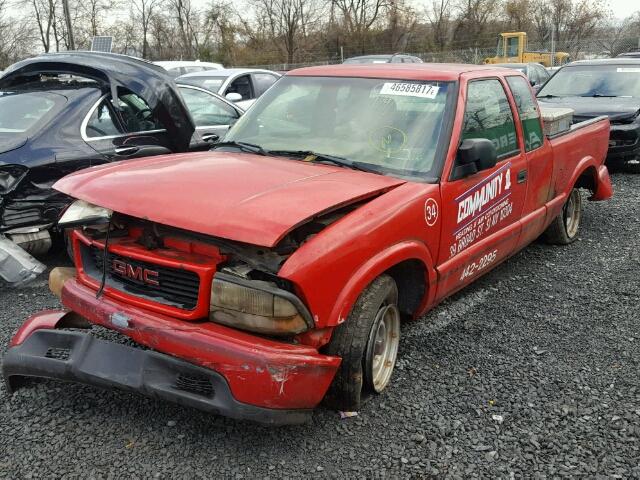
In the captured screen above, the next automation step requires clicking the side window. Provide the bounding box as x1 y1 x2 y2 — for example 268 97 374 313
116 90 165 133
226 75 253 100
506 76 544 152
537 65 550 83
461 79 519 158
179 87 239 127
507 37 519 57
167 68 182 78
252 73 278 97
183 66 205 74
527 67 539 85
85 99 122 138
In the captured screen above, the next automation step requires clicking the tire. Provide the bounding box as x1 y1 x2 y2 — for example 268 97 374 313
323 274 401 411
542 188 582 245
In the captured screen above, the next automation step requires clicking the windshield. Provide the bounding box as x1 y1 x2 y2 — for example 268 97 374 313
180 76 226 91
538 65 640 97
0 91 62 134
224 76 453 179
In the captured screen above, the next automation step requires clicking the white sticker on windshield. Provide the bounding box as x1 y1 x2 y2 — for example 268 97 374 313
380 82 440 99
617 67 640 73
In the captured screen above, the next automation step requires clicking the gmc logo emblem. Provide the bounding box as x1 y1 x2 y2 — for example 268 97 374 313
112 259 159 286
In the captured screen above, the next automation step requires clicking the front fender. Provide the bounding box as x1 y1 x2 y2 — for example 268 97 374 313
328 240 437 327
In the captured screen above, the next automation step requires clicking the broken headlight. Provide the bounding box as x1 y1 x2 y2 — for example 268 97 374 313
58 199 112 228
0 165 28 195
209 273 311 336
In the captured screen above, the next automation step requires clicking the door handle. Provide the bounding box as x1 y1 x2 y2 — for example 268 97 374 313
114 146 140 156
517 169 527 183
201 133 220 143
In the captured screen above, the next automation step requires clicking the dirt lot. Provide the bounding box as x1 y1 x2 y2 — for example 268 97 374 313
1 173 639 479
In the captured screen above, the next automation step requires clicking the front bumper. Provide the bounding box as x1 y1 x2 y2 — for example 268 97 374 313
3 328 310 425
606 123 640 163
3 278 342 423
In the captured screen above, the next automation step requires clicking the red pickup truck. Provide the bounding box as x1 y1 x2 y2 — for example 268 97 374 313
3 64 612 424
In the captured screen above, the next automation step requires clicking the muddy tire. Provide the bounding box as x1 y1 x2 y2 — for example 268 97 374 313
323 274 400 411
542 188 582 245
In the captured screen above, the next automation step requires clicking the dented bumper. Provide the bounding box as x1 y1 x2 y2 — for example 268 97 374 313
3 278 341 422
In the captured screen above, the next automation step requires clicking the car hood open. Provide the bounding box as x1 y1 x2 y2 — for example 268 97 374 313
53 151 405 247
0 52 195 152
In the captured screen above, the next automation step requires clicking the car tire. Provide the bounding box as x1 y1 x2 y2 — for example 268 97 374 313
323 274 401 411
542 188 582 245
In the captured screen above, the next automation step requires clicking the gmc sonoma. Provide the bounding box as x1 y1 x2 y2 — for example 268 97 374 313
3 64 613 425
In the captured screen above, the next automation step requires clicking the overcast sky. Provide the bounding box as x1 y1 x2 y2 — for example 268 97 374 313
606 0 639 19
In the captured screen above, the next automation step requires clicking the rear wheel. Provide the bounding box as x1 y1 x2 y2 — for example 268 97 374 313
323 275 400 411
542 188 582 245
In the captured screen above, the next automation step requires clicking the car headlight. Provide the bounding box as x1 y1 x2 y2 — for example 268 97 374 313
58 199 112 228
0 165 28 195
210 273 311 336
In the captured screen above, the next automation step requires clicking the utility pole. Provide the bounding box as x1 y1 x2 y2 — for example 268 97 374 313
62 0 75 50
550 24 556 68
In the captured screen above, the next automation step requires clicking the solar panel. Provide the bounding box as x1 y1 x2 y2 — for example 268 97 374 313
91 36 113 53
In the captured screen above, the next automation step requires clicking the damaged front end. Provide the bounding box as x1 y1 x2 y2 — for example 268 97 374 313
3 204 350 423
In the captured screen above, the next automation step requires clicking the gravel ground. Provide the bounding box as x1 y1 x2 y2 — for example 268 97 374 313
1 173 639 479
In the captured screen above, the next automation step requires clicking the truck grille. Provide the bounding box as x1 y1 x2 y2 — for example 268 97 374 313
83 245 200 310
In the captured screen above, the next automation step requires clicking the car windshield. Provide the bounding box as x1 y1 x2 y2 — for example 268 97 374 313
224 76 453 180
537 65 640 97
0 91 62 134
181 76 227 91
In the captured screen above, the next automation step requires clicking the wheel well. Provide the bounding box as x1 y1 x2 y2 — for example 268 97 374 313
385 259 427 318
575 166 597 193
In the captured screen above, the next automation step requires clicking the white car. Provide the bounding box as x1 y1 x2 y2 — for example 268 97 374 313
154 61 224 78
177 68 281 110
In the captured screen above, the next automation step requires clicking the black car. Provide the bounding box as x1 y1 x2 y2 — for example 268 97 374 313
494 62 550 91
343 54 423 64
537 58 640 172
0 52 243 284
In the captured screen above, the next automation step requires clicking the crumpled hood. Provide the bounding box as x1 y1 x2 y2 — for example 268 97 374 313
53 151 405 247
537 96 640 122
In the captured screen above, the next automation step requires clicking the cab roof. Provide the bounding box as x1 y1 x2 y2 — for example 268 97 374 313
288 63 506 81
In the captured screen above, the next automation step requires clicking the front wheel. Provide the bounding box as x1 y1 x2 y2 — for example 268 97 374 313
542 188 582 245
323 275 400 411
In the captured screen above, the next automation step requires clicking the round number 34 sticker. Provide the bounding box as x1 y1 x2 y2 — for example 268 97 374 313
424 198 438 226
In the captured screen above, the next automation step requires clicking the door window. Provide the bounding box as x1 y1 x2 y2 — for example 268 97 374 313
179 87 239 126
252 73 278 97
506 76 544 152
116 90 164 133
85 99 121 138
461 79 519 158
226 75 253 100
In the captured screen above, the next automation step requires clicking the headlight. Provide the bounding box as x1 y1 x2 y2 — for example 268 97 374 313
58 199 112 228
210 273 311 336
0 165 28 194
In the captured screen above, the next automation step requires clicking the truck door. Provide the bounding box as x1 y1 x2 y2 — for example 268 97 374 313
505 75 553 248
435 78 528 300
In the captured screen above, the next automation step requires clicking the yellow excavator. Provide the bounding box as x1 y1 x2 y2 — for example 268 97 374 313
484 32 570 67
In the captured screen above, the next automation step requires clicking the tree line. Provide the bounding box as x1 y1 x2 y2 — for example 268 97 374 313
1 0 639 69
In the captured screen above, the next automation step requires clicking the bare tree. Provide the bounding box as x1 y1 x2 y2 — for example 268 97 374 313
332 0 390 52
453 0 501 48
131 0 161 58
425 0 452 51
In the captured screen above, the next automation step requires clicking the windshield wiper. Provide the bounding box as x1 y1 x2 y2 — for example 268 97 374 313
537 94 562 98
581 93 617 98
267 150 377 173
212 141 269 156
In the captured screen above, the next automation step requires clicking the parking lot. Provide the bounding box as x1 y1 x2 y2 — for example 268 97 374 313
0 172 637 478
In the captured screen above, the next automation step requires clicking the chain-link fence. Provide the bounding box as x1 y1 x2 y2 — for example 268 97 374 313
241 35 640 71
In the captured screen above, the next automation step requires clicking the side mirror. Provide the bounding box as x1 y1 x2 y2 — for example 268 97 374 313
225 92 243 102
451 138 498 180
